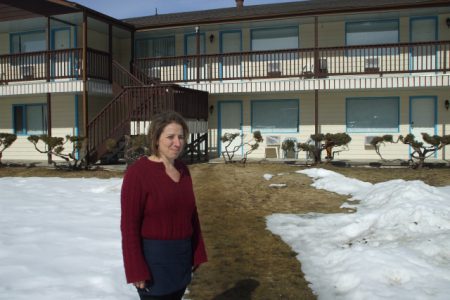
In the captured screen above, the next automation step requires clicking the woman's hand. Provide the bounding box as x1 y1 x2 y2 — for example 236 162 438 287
133 281 146 289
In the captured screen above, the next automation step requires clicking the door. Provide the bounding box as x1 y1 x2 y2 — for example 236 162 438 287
218 101 243 158
410 96 436 157
51 28 71 78
184 33 205 81
410 17 437 72
220 31 242 80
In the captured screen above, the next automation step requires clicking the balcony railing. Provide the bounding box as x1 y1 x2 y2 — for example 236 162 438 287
0 48 111 84
134 40 450 83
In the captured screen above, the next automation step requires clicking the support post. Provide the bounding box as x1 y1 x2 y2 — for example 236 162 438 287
47 93 52 164
195 26 200 83
82 11 89 164
314 16 319 78
314 89 319 149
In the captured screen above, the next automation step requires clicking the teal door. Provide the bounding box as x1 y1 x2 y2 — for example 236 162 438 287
410 17 437 72
51 28 71 78
410 96 436 157
218 101 243 157
220 31 242 80
184 33 205 81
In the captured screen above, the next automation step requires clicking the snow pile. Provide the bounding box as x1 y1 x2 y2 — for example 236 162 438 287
268 168 450 300
0 177 135 300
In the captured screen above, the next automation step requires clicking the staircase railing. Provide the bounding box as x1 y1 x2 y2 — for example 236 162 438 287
87 85 176 162
87 60 208 163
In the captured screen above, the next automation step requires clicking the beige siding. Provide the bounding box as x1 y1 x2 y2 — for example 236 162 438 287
318 21 344 48
88 28 108 52
0 94 77 161
114 36 132 68
0 33 8 55
440 14 450 40
88 95 112 121
209 88 450 160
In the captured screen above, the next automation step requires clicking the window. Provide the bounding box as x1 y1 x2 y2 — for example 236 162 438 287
251 100 299 133
11 31 46 53
251 27 298 51
13 104 48 135
346 20 399 56
346 20 398 46
135 36 175 58
346 97 399 133
185 34 205 55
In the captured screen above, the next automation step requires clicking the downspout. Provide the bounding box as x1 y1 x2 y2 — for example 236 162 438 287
46 17 52 164
314 16 319 149
196 26 200 83
130 30 135 74
108 23 113 83
82 10 89 165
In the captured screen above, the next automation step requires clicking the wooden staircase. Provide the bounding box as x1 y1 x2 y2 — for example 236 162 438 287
87 60 208 164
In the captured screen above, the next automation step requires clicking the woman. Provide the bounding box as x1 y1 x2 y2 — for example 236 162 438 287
121 111 207 300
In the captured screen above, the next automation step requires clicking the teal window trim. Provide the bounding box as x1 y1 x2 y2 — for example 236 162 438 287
250 99 300 133
12 103 48 136
345 97 400 133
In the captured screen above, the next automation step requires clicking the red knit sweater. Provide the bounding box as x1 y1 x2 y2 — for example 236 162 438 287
120 157 207 284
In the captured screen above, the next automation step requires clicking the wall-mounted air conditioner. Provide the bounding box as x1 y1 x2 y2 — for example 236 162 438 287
364 136 376 146
364 58 379 72
267 62 281 77
147 67 161 81
20 65 34 80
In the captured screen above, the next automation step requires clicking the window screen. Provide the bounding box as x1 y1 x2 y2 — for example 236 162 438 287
252 100 299 133
346 97 399 132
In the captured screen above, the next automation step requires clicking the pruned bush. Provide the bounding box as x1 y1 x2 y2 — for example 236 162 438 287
0 133 17 165
221 131 263 164
370 133 450 168
124 135 150 166
27 134 87 170
283 133 351 164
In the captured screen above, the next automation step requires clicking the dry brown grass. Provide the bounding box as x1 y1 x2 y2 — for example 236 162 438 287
188 162 450 300
0 165 123 178
1 162 450 299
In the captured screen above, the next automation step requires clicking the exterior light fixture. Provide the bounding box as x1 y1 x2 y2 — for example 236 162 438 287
209 34 214 43
445 99 449 111
446 18 450 28
209 105 214 115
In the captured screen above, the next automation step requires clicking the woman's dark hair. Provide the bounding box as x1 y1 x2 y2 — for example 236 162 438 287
147 111 189 156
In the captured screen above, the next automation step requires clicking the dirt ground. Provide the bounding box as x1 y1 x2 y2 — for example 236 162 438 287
1 162 450 299
187 162 450 300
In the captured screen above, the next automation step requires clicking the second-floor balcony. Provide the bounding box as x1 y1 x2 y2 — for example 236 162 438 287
0 48 111 85
1 41 449 86
134 41 450 83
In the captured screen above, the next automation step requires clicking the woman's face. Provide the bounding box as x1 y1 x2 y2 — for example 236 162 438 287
157 122 185 161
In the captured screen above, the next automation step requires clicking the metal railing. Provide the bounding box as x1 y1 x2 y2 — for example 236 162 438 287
0 48 111 84
134 40 450 83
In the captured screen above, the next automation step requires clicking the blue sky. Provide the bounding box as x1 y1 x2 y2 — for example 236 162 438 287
72 0 287 19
